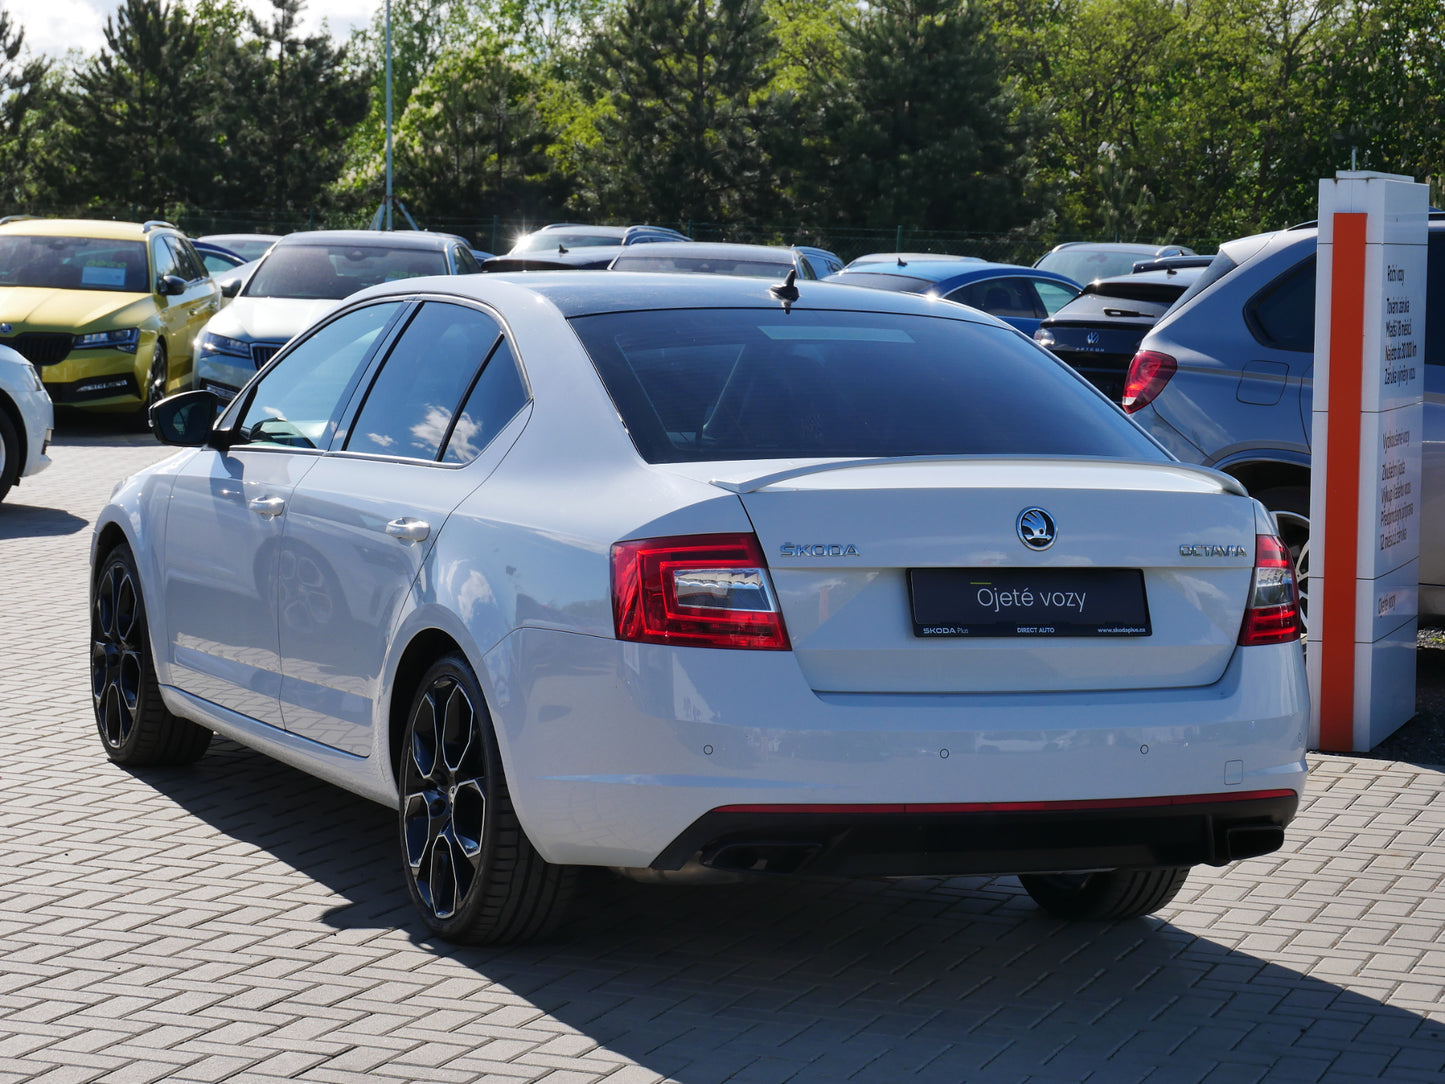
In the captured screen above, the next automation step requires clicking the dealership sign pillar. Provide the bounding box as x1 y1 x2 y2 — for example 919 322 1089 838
1308 171 1429 752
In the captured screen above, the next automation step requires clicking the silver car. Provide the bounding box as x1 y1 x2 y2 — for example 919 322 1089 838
1124 212 1445 620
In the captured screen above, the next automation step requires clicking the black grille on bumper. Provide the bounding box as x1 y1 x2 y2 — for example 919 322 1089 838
251 343 282 368
3 333 74 365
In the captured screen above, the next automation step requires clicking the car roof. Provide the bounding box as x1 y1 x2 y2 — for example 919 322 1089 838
1045 241 1188 254
845 252 984 267
0 217 168 240
344 269 1012 325
274 230 460 251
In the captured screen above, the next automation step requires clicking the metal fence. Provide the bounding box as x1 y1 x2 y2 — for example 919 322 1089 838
0 204 1224 264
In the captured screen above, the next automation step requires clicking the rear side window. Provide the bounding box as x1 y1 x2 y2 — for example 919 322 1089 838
1247 256 1316 351
570 308 1164 464
442 339 528 465
347 302 503 461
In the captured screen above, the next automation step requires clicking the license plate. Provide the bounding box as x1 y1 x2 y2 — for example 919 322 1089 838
909 568 1151 638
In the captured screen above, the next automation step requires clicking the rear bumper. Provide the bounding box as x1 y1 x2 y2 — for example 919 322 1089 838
651 790 1298 876
482 629 1309 870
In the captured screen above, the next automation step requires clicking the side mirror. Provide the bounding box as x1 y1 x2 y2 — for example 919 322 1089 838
157 274 187 296
150 389 224 447
221 278 241 298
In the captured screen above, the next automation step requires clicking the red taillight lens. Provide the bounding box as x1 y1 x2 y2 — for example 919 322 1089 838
612 533 790 650
1238 533 1301 645
1121 350 1177 413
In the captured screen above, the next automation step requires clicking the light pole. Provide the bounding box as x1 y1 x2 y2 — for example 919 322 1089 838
384 0 393 230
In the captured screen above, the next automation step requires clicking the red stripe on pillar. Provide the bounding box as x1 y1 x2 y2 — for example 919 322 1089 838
1319 212 1367 752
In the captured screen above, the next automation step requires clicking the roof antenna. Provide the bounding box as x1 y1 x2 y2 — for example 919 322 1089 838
558 243 569 254
896 256 907 266
770 269 799 314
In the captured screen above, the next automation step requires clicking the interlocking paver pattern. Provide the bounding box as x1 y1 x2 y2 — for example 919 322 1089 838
2 420 1443 1083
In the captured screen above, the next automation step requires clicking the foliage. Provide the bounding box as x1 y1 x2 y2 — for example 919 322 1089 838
6 0 1445 243
0 6 49 204
586 0 779 224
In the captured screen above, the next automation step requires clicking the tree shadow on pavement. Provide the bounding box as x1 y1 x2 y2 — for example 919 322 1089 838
139 739 1445 1084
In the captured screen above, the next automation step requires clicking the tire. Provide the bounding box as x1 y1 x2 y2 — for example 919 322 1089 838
145 339 169 412
1019 867 1190 920
91 544 213 765
1255 486 1310 634
0 408 18 504
399 653 577 944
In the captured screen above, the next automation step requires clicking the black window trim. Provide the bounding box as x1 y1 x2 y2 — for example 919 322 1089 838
330 294 533 468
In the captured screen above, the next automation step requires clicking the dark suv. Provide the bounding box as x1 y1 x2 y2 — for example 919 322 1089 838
1123 213 1445 621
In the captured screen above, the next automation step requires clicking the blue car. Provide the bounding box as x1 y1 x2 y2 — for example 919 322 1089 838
824 260 1082 335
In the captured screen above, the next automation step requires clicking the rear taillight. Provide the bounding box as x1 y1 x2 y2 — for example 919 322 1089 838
1121 350 1177 413
1238 534 1301 646
612 533 790 650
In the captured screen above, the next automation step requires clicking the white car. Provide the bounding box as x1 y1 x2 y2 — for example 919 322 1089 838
0 344 54 503
94 272 1309 943
193 229 482 401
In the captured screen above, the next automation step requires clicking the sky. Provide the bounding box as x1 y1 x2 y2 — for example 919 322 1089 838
9 0 374 59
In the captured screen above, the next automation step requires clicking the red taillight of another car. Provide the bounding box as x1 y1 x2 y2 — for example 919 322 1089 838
1238 534 1302 646
612 533 791 650
1121 350 1177 413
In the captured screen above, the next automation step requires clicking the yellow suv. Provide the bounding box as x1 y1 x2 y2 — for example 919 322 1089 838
0 217 220 412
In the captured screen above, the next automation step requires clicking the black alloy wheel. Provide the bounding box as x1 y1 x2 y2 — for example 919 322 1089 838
399 653 577 944
91 544 212 765
0 408 17 503
145 339 169 411
1019 867 1190 920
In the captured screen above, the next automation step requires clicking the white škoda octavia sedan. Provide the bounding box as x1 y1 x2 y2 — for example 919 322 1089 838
92 272 1308 943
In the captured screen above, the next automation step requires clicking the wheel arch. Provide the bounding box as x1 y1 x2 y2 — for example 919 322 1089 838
387 627 465 784
92 520 132 586
0 391 27 477
1215 458 1310 500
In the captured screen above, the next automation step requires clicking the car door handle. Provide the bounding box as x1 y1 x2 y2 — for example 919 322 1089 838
189 303 215 316
248 496 286 517
385 518 430 543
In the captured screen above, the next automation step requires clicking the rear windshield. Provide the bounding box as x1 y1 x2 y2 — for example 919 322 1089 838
611 254 793 278
1169 250 1239 310
245 244 447 300
829 272 935 292
514 231 622 252
571 308 1165 463
0 236 148 292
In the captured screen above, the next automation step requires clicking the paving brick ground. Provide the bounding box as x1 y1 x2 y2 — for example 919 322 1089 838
1 416 1443 1084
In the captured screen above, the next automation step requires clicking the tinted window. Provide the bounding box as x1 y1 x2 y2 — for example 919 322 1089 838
571 308 1163 464
830 272 935 292
151 237 180 281
442 339 528 465
166 236 207 282
453 245 482 274
348 302 503 460
1247 256 1316 351
0 236 149 292
947 277 1040 318
610 254 795 278
238 303 401 449
245 244 449 300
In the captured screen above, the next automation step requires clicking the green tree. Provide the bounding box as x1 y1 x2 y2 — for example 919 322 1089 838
587 0 779 223
390 40 562 219
809 0 1032 232
60 0 215 212
0 6 49 204
236 0 367 211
